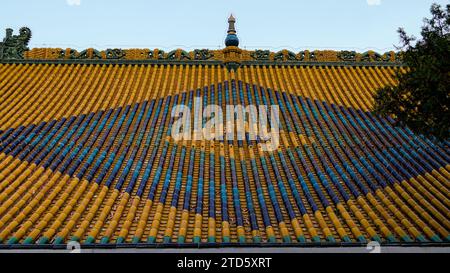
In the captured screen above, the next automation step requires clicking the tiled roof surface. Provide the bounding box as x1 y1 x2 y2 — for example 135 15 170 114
0 63 448 246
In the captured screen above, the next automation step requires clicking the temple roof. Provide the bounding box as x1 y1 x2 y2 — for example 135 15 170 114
0 20 448 248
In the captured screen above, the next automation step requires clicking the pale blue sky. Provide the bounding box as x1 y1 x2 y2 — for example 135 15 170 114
1 0 447 51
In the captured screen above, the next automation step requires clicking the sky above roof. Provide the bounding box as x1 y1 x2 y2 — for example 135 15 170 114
1 0 448 51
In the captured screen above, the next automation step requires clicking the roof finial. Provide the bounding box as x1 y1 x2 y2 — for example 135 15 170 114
225 14 239 47
228 14 236 34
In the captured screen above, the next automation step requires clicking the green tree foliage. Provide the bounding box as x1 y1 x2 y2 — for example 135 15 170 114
373 3 449 140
